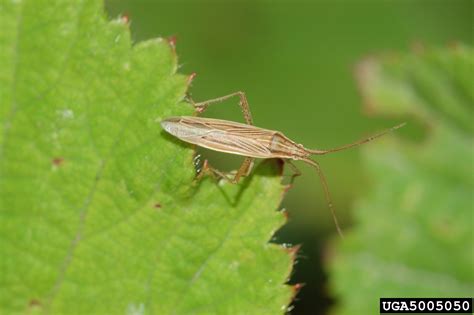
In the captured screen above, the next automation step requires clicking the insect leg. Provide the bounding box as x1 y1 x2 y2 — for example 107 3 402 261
285 159 302 185
195 159 213 181
187 92 255 183
188 91 254 125
206 166 236 184
195 159 235 183
233 157 254 183
196 158 254 184
301 158 344 238
210 157 254 184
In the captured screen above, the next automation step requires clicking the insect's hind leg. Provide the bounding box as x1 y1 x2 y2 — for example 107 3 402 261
187 91 254 125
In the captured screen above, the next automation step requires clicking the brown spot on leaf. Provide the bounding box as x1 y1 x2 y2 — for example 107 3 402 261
28 299 42 309
52 157 64 166
154 203 162 209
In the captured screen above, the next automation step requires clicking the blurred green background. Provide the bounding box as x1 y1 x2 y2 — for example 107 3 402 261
105 1 472 314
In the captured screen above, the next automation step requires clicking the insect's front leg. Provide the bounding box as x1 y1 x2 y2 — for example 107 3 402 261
302 157 344 238
286 159 302 185
187 91 254 125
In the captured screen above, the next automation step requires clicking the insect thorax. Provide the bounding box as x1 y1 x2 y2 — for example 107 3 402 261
269 132 308 158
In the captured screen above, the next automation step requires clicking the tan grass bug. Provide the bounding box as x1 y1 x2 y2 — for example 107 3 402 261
161 91 405 237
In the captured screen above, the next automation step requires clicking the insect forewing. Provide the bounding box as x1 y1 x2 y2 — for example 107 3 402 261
162 116 282 158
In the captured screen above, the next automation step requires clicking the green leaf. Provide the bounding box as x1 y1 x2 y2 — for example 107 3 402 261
0 1 292 314
329 45 474 314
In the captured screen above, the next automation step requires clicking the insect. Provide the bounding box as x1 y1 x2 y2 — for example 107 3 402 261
161 91 405 237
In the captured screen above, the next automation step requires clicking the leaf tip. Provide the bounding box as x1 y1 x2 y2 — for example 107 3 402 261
280 208 290 220
167 35 178 53
120 12 130 24
283 243 301 258
289 282 305 302
188 72 197 85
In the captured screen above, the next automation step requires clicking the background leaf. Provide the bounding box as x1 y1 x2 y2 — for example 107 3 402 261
329 45 473 314
0 0 292 314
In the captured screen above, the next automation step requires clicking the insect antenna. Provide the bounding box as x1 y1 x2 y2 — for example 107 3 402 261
307 122 406 155
301 158 344 238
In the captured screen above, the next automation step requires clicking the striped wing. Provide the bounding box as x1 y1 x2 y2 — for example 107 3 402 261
161 116 279 158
